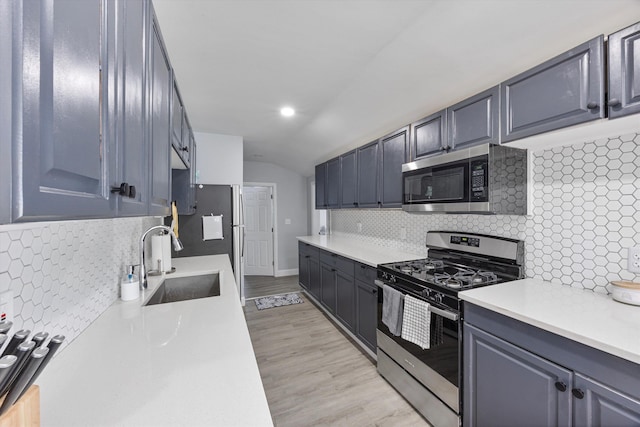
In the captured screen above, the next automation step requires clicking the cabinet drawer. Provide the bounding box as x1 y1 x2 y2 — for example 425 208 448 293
299 242 319 258
319 251 354 276
354 262 377 284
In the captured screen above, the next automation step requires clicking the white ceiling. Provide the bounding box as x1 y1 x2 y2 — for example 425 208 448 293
152 0 640 176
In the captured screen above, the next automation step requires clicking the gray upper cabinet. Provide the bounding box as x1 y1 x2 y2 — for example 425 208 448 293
356 140 380 208
110 0 148 217
12 0 111 222
340 150 357 208
0 1 12 224
410 110 446 161
501 36 605 143
379 126 409 208
326 157 340 209
315 163 327 209
608 22 640 119
448 86 499 149
148 7 172 216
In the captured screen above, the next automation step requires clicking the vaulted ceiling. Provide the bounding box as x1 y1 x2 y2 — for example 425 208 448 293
152 0 640 176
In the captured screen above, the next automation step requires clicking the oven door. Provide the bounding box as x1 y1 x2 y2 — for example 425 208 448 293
376 282 460 413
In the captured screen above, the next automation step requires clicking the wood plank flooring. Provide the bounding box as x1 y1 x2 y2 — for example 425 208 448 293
244 292 431 427
245 275 301 299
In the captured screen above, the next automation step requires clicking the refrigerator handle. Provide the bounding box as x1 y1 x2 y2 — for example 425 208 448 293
240 192 245 258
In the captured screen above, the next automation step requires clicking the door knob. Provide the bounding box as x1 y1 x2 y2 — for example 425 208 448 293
111 182 130 196
572 388 585 399
554 381 567 392
608 98 621 107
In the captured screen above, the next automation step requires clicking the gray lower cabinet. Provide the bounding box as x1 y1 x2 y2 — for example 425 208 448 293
464 303 640 427
11 0 112 222
308 257 320 300
501 36 604 143
447 86 499 150
379 126 409 208
335 270 355 332
320 262 337 314
410 110 447 161
608 22 640 119
356 140 380 208
315 163 327 209
148 7 172 216
340 149 357 208
299 249 310 291
326 157 340 209
355 278 378 352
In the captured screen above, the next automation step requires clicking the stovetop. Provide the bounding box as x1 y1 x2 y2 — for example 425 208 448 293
379 258 505 292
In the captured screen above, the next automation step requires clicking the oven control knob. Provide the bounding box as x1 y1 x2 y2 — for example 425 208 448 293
435 293 443 303
389 275 397 283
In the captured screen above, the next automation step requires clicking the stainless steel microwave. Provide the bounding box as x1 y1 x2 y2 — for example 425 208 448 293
402 144 528 214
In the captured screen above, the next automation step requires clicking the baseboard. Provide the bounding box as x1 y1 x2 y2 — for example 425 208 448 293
275 268 298 277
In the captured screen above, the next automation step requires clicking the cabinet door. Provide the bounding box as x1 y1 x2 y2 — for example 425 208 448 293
356 140 379 208
320 262 336 314
464 323 572 427
315 163 327 209
13 0 111 221
298 246 310 290
326 157 340 209
148 10 171 216
608 22 640 119
308 256 320 300
335 271 355 332
380 126 409 208
112 0 148 216
501 36 604 143
0 1 12 223
340 149 357 208
573 373 640 426
410 110 446 160
448 86 499 150
180 114 192 167
355 280 378 352
171 82 184 152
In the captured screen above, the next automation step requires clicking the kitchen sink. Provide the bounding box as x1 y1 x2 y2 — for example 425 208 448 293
144 273 220 306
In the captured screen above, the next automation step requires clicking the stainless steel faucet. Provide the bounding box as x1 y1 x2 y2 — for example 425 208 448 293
139 225 184 289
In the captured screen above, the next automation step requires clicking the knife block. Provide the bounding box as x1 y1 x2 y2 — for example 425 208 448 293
0 385 39 427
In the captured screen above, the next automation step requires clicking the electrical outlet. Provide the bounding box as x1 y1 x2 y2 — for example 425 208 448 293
628 247 640 273
0 291 13 323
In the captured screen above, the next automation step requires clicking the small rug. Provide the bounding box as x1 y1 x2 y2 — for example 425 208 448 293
254 293 304 310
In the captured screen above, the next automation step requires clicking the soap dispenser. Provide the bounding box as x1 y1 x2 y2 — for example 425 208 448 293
120 265 140 301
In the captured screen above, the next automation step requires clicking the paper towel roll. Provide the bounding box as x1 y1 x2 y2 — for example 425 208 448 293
151 234 165 273
161 233 172 272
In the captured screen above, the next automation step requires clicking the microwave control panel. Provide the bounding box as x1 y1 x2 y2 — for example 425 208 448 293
470 159 488 201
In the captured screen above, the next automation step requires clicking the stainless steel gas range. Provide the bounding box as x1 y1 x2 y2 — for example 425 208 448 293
375 231 524 427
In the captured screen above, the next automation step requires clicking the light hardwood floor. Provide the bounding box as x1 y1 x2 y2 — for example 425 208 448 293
245 275 301 299
244 292 431 427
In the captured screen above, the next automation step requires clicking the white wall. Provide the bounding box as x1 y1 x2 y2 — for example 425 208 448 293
244 161 308 275
194 132 243 185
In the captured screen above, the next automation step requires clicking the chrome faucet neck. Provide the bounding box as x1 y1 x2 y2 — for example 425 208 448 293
139 225 182 289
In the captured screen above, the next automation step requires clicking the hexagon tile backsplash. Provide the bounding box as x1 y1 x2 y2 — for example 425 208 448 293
332 131 640 294
0 217 159 349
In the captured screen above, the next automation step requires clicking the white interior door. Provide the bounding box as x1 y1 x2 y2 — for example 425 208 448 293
244 186 274 276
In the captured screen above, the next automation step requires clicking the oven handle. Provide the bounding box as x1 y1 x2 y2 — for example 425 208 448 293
375 279 459 322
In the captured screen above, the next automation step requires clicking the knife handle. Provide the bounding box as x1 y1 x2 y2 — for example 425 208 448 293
0 356 17 392
0 341 35 397
1 330 30 357
16 335 65 402
0 321 13 335
0 347 48 416
31 332 48 349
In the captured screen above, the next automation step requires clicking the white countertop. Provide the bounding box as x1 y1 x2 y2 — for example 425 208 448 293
297 235 423 266
38 255 273 427
460 278 640 365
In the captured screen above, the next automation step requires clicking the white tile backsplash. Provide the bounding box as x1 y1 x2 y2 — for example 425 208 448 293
332 132 640 294
0 217 160 348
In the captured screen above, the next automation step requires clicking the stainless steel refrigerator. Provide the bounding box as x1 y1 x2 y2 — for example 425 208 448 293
169 184 245 302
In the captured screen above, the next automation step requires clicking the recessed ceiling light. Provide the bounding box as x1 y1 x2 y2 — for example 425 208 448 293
280 106 295 117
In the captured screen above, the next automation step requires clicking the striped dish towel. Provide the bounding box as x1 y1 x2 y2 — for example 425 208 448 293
401 295 431 349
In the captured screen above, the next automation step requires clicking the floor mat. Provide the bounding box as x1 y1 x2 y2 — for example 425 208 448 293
254 293 304 310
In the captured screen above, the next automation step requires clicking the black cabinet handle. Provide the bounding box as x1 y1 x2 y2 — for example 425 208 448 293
305 255 310 259
555 381 567 392
111 182 130 196
608 98 621 107
572 388 585 399
331 254 337 257
353 202 358 206
440 146 447 151
586 101 598 109
331 268 336 272
181 146 189 152
128 185 136 199
360 265 366 269
372 289 377 294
